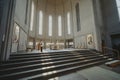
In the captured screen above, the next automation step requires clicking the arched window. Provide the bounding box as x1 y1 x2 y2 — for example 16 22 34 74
116 0 120 20
75 3 81 31
58 16 62 36
67 12 71 34
48 15 52 36
39 11 43 35
30 2 34 31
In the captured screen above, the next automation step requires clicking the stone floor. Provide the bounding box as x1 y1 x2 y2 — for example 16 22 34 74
29 48 89 53
28 49 120 80
48 66 120 80
100 64 120 74
78 66 120 80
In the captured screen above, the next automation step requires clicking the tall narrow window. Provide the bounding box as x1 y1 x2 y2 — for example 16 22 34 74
67 12 71 34
58 16 62 36
116 0 120 20
25 0 28 24
30 2 34 31
39 11 43 35
49 15 52 36
76 3 81 31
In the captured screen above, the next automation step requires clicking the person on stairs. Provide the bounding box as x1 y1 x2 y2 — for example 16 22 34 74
40 41 43 52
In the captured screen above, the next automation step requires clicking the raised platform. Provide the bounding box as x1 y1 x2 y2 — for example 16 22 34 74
0 49 115 80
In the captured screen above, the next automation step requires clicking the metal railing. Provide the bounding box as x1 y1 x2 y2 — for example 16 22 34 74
103 47 119 59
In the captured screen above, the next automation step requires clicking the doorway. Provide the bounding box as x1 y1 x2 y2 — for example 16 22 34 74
111 34 120 53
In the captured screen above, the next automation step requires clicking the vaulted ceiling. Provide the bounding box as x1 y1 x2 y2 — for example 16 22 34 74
41 0 68 6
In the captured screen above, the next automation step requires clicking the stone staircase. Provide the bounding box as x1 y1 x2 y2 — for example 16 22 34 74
0 50 114 80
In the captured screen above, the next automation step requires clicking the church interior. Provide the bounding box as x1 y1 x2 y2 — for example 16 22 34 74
0 0 120 80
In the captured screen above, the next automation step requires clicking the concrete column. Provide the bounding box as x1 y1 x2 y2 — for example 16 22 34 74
92 0 103 51
68 40 70 48
33 38 36 49
33 0 39 50
0 0 16 61
62 0 67 49
44 41 46 49
64 40 67 48
70 0 75 48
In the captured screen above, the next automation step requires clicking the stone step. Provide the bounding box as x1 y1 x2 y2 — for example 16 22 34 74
0 55 104 69
10 51 95 59
0 57 110 79
10 52 97 60
0 56 109 75
10 50 90 56
5 53 102 63
0 59 111 80
105 60 120 67
0 50 114 80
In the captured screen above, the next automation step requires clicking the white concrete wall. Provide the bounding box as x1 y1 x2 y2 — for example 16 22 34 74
14 0 30 33
29 0 74 41
29 0 37 38
72 0 100 49
11 0 120 52
12 0 31 52
28 0 102 50
18 30 27 51
23 0 107 51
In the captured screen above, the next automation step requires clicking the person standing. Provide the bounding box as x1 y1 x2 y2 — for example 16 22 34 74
37 42 41 51
40 41 43 52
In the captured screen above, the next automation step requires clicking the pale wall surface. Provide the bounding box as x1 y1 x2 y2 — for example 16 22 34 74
14 0 115 51
100 0 120 48
12 0 31 52
29 0 74 40
28 0 102 50
72 0 100 49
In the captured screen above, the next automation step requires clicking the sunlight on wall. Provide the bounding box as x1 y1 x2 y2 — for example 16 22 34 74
49 15 52 36
58 16 62 36
116 0 120 20
39 11 43 35
67 12 71 34
30 2 34 31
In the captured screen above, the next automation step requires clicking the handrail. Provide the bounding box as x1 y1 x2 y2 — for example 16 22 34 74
103 47 119 59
